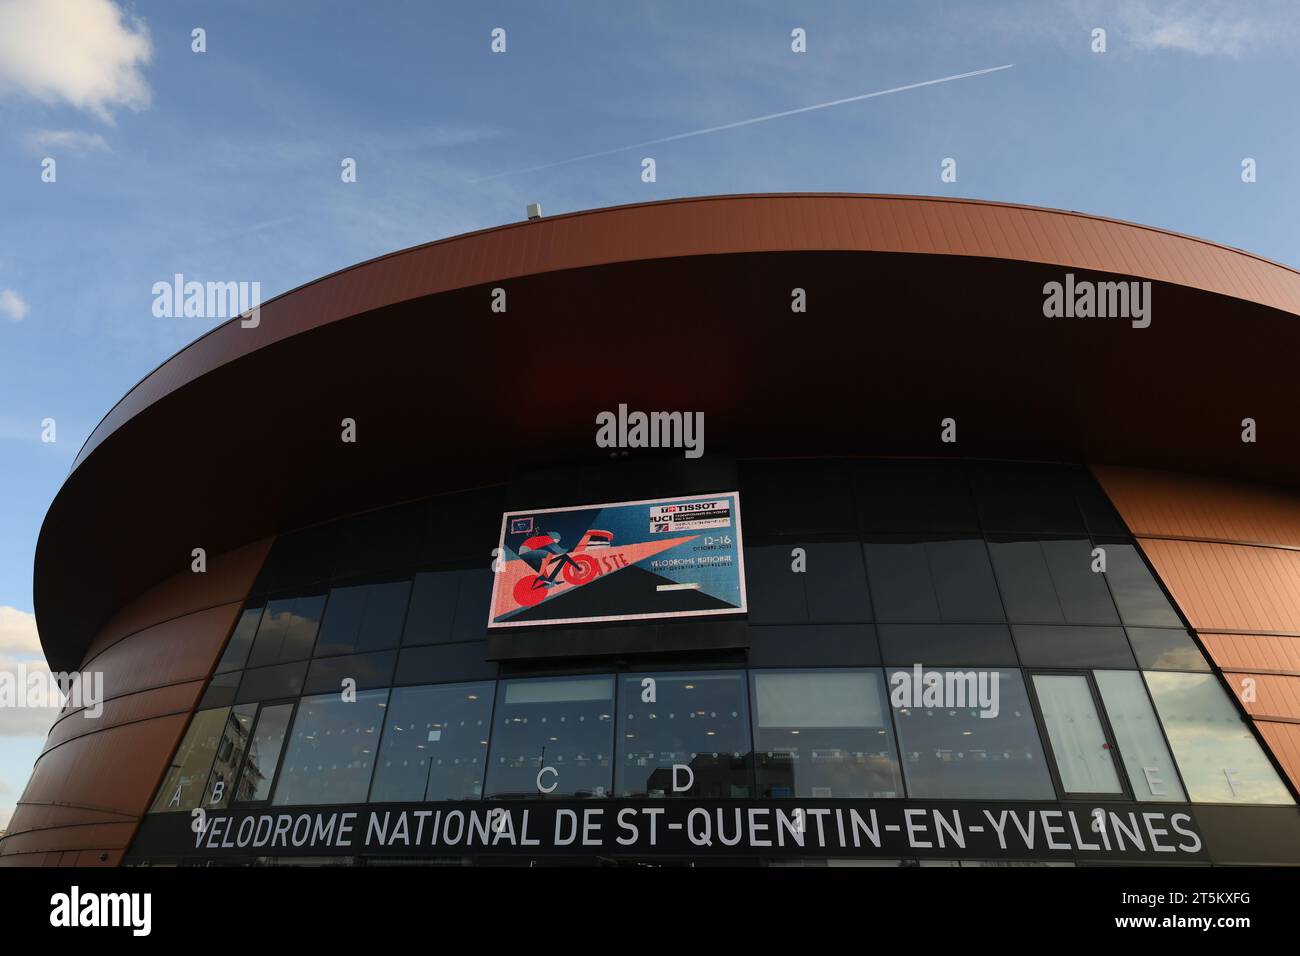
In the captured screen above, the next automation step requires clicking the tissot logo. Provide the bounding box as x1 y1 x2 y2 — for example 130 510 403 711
49 886 151 937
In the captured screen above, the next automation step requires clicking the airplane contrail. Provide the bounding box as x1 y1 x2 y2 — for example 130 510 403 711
468 63 1015 182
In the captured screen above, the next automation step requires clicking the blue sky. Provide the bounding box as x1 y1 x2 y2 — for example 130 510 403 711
0 0 1297 827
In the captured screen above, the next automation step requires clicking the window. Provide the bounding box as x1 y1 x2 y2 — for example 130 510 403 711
616 672 751 798
1012 625 1135 668
855 460 979 534
744 544 871 624
272 690 389 806
1093 670 1185 802
369 682 495 802
304 651 397 695
1030 674 1123 796
1102 545 1182 627
215 605 263 673
235 661 307 703
1144 672 1293 804
402 571 459 645
1126 628 1210 671
751 670 902 798
246 594 326 666
877 624 1017 667
865 538 1003 622
449 569 493 643
485 677 614 799
989 539 1119 625
315 581 411 656
233 703 294 803
202 703 258 809
967 463 1087 534
150 708 230 812
889 668 1054 799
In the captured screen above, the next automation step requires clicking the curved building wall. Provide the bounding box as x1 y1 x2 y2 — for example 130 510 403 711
1095 467 1300 791
12 457 1290 866
0 540 271 866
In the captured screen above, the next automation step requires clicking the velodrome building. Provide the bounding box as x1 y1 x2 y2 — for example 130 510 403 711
3 194 1300 866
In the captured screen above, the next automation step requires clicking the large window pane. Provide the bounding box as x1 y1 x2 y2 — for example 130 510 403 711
889 668 1054 799
751 670 902 798
1103 545 1182 627
1093 670 1185 802
865 542 939 621
1144 672 1293 804
150 708 230 812
990 539 1118 625
616 672 751 798
369 682 495 802
485 677 614 799
315 581 412 656
402 571 459 645
202 703 258 809
272 690 388 806
1126 628 1211 671
1031 674 1122 795
234 703 293 803
247 594 326 666
215 605 263 673
866 539 1002 623
1012 625 1135 668
744 546 806 623
877 624 1017 667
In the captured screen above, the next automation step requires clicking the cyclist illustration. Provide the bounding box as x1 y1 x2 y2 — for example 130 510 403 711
512 529 613 606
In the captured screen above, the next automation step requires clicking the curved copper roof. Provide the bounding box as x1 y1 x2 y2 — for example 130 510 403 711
38 194 1300 670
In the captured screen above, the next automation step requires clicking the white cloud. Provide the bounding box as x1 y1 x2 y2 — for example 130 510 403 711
1117 0 1281 57
26 128 111 155
0 289 28 322
0 607 41 656
0 0 152 121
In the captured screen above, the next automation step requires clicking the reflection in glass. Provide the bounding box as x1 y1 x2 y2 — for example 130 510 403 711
234 703 294 803
315 581 412 656
150 708 230 812
1031 674 1122 794
1093 670 1185 801
203 703 257 808
485 677 614 799
247 595 326 666
1103 546 1182 627
370 682 495 802
272 690 388 805
1125 628 1210 671
1144 672 1293 805
617 672 751 798
752 670 902 798
890 669 1054 799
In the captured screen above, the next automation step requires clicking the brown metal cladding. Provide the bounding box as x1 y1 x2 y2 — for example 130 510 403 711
1138 539 1300 634
1199 633 1300 676
1092 465 1300 547
0 541 269 867
1256 722 1300 790
1093 464 1300 791
1221 673 1300 722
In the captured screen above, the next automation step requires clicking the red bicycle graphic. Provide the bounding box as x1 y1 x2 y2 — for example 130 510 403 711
512 530 612 607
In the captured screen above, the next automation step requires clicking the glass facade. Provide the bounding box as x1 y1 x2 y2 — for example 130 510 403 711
140 459 1296 863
